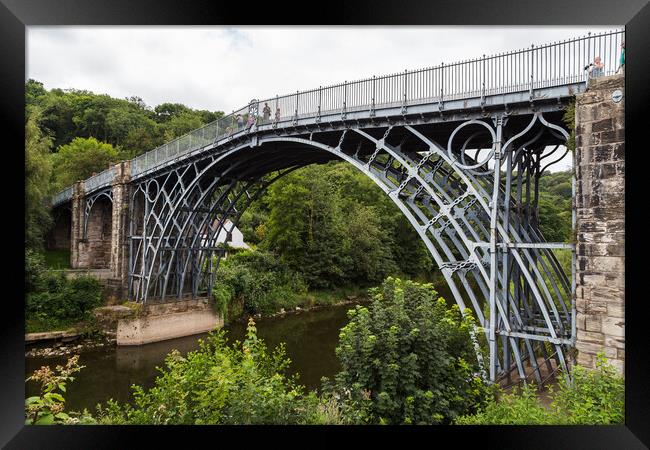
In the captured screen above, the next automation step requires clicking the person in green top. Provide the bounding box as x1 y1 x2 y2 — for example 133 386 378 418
618 41 625 74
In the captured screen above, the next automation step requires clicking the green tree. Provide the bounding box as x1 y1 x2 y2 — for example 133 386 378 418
344 202 397 284
211 250 307 316
161 112 204 141
25 107 54 251
51 137 121 190
28 81 223 153
329 277 489 424
550 353 624 424
25 79 47 108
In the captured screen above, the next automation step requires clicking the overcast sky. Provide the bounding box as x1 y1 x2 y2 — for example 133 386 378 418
27 26 620 171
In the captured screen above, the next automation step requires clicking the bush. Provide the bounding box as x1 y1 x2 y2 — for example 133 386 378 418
455 352 624 425
455 383 554 425
550 353 624 424
95 319 330 425
212 250 307 316
26 263 103 332
327 277 490 424
25 355 95 425
25 249 48 294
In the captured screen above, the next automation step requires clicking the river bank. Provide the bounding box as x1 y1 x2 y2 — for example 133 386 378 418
25 299 367 412
25 289 369 360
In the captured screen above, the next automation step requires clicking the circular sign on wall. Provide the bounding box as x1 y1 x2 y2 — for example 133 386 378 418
611 89 623 103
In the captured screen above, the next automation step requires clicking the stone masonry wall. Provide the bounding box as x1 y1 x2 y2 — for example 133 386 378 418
109 161 131 298
75 197 112 269
574 74 625 375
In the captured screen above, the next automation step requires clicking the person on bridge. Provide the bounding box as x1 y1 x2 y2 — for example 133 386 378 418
236 114 244 129
247 114 256 129
262 103 271 123
617 42 625 74
589 56 605 78
275 107 281 122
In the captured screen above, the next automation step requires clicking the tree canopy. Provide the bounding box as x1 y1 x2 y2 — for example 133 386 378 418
51 137 121 190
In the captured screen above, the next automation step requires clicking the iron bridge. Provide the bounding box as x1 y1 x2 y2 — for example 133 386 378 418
51 29 625 383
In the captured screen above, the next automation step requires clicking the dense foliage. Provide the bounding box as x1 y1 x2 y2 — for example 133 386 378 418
240 162 434 289
211 250 308 318
537 171 573 243
51 137 121 190
456 353 624 425
93 320 338 425
25 251 103 332
25 108 54 251
25 292 624 426
26 79 224 157
326 277 490 424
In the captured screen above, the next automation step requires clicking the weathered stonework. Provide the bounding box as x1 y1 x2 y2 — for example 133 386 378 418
70 181 85 269
574 74 625 375
109 161 132 298
69 162 131 299
116 298 223 345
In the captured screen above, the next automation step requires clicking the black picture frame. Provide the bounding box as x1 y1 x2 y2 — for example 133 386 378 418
3 0 649 447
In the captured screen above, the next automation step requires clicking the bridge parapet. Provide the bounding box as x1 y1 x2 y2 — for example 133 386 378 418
84 166 117 193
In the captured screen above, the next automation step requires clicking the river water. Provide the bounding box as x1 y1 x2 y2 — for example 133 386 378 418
25 302 364 413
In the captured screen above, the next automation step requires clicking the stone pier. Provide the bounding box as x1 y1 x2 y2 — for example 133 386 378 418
69 162 132 300
116 299 223 345
574 74 625 375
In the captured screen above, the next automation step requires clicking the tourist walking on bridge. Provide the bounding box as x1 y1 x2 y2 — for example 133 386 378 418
247 114 256 129
589 56 605 78
617 42 625 74
275 107 281 122
262 103 271 123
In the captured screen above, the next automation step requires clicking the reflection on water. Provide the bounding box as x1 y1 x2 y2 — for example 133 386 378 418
25 302 363 413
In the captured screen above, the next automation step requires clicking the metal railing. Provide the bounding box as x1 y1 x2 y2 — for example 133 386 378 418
84 166 117 192
51 185 73 205
57 29 624 188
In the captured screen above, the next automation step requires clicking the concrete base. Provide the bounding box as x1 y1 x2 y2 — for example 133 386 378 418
116 301 223 345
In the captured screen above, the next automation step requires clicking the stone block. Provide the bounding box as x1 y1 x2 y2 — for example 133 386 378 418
607 303 625 318
577 352 595 369
605 336 625 350
117 308 224 345
604 346 617 359
602 316 625 338
591 118 612 133
609 358 624 375
576 330 604 345
590 256 624 274
576 340 605 355
585 316 602 332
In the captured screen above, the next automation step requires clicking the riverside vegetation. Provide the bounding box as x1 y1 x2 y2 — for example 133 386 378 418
25 279 624 425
